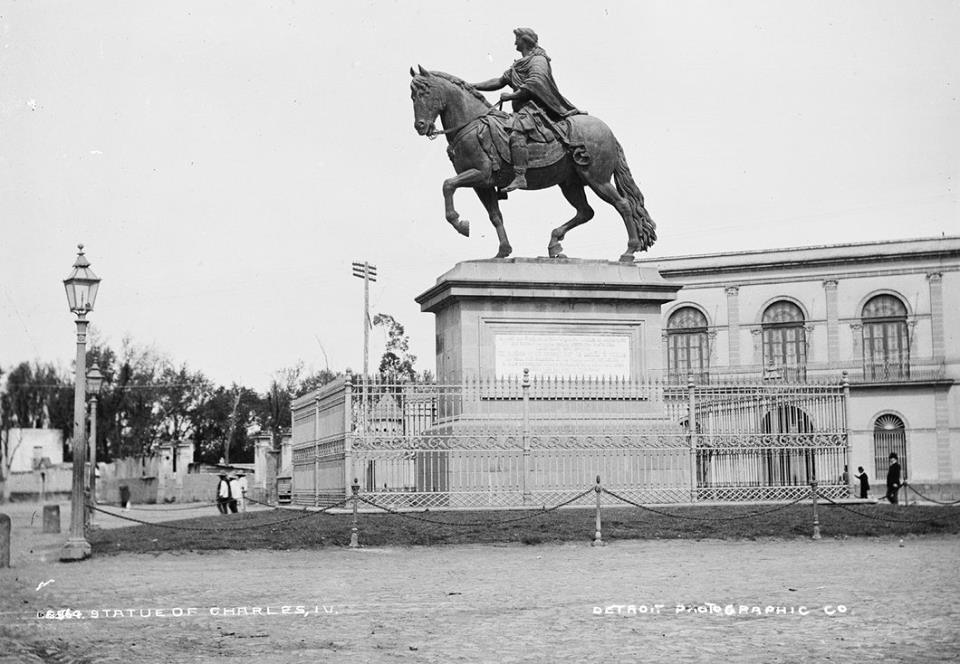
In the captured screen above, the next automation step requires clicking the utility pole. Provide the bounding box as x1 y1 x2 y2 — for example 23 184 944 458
351 262 378 379
352 262 377 434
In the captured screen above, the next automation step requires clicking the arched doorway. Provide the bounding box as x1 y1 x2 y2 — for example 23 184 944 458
761 405 814 485
873 414 907 480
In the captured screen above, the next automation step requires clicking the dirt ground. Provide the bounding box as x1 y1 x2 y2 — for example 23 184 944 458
1 500 958 663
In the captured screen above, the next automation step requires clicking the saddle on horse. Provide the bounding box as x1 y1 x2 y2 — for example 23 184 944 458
458 104 589 180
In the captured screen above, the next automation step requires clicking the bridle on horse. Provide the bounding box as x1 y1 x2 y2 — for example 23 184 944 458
425 101 505 141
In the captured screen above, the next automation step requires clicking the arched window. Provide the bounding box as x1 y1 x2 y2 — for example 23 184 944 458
873 414 906 480
666 307 709 381
862 295 910 380
761 301 806 379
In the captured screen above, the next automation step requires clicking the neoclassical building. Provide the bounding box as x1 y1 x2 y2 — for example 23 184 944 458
638 236 960 494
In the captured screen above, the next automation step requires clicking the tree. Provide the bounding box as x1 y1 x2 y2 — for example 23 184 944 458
0 362 72 501
190 384 260 465
372 313 417 381
250 363 342 452
2 361 70 431
0 367 12 503
155 364 210 445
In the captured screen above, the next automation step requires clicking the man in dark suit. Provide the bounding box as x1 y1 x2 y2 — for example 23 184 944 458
886 453 902 504
216 473 231 514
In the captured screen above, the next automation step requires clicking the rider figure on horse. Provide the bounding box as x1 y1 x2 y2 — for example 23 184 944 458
472 28 580 192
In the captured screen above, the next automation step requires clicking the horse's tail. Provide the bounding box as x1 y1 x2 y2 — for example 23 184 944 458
613 141 657 251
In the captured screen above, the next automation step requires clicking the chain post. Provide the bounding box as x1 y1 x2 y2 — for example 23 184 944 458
522 368 531 506
349 478 360 548
902 479 909 507
811 480 822 540
0 513 10 569
592 475 604 547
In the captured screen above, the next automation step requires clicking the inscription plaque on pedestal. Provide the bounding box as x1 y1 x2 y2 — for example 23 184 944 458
495 333 631 379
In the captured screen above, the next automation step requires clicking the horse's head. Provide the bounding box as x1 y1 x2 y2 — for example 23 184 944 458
410 65 443 137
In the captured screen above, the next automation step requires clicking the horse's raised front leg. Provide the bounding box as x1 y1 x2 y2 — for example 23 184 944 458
474 187 512 258
548 183 595 258
442 169 488 238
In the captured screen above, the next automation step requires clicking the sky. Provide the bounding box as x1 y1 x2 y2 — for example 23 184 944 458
1 0 958 391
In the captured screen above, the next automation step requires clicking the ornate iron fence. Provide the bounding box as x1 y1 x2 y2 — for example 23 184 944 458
290 374 849 508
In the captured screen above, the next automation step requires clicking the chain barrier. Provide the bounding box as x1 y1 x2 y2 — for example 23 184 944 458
905 484 960 506
814 491 956 524
120 502 220 512
354 489 594 528
87 498 349 533
244 496 279 508
601 488 809 521
85 481 960 542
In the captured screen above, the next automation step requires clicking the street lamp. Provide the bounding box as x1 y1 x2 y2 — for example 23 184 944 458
60 244 100 561
86 363 104 525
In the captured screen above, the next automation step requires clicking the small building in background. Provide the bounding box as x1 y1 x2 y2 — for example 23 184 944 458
3 428 64 472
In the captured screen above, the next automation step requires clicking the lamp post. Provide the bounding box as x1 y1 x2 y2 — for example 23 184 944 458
86 363 104 526
60 244 100 561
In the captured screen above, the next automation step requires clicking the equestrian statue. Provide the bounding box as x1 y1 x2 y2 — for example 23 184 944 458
410 27 656 263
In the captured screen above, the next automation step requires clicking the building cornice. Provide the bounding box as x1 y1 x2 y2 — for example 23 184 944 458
637 236 960 281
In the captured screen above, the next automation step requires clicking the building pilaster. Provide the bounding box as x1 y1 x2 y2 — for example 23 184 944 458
751 329 762 366
927 273 944 360
725 286 741 367
934 390 953 481
850 322 863 364
823 280 839 364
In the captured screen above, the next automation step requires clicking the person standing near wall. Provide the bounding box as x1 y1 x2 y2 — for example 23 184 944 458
227 474 240 514
237 472 248 512
886 453 902 504
854 466 870 500
216 473 231 514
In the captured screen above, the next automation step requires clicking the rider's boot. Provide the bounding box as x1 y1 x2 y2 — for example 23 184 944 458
504 133 528 192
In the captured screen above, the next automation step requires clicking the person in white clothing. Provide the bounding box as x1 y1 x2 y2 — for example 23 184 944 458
237 472 249 512
227 474 241 513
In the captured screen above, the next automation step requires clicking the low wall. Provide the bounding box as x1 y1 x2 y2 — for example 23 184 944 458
99 476 158 505
157 474 219 504
5 466 73 502
1 449 228 505
908 482 960 503
247 486 275 505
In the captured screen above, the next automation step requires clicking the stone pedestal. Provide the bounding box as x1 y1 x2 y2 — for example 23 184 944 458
416 258 681 382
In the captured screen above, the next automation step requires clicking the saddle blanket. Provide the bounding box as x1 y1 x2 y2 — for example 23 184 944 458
476 111 567 171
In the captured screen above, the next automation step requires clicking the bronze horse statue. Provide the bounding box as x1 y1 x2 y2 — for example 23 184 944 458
410 66 656 262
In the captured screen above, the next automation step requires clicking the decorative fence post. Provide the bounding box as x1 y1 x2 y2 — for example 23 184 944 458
841 371 851 498
343 372 354 506
687 375 698 503
522 368 531 506
349 477 360 548
314 392 321 507
810 480 822 540
592 475 604 547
